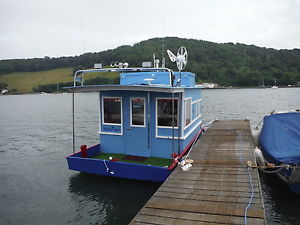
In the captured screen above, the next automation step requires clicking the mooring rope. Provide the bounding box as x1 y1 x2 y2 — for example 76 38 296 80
247 161 299 174
237 131 254 225
241 160 255 225
103 160 114 175
180 119 215 171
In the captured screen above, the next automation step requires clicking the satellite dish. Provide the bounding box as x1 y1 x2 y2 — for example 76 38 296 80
123 62 129 68
110 61 129 68
167 46 188 71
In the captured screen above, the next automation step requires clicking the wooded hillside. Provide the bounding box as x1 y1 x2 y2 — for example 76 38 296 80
1 37 299 87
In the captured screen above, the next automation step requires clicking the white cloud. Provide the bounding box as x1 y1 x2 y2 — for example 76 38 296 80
0 0 299 59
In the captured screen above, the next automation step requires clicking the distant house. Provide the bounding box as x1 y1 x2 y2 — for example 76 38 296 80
198 83 218 88
1 89 8 95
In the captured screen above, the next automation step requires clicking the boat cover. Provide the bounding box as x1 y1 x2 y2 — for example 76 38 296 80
259 112 300 165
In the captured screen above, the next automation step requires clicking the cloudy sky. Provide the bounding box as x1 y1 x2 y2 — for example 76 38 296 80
0 0 299 60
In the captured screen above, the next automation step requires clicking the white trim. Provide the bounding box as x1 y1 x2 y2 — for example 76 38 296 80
155 97 179 138
101 96 123 126
156 135 180 139
188 114 202 129
98 131 123 136
156 119 202 140
157 126 179 129
130 97 146 127
184 97 192 129
197 100 201 118
184 97 202 130
182 119 203 139
101 96 123 135
192 98 202 104
102 122 122 126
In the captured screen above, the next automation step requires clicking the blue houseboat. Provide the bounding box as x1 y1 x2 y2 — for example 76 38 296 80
65 48 204 182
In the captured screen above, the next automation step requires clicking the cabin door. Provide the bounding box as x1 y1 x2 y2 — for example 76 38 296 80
125 97 149 157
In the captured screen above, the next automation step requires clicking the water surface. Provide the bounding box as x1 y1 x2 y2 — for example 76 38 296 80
0 88 299 224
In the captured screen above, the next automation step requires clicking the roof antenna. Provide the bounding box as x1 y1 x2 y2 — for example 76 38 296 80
167 47 188 86
162 38 166 68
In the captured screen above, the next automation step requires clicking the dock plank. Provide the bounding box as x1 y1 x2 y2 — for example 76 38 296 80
130 120 266 225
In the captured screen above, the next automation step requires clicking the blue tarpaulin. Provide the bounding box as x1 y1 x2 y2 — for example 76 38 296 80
259 112 300 165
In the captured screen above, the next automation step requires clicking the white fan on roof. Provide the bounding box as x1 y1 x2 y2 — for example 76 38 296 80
167 46 188 71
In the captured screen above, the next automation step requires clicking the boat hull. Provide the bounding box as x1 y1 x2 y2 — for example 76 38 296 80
66 144 171 182
67 127 203 182
259 111 300 194
67 156 171 182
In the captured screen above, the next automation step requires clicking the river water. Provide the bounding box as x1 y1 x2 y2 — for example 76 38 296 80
0 88 299 225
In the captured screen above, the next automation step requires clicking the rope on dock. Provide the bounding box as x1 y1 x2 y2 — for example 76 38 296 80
237 131 254 225
179 120 215 171
246 160 299 174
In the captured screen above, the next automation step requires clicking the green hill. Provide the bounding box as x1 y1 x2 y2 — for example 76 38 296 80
0 68 73 93
1 37 300 93
0 67 119 93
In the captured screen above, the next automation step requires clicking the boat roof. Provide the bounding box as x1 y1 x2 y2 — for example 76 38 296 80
74 68 171 73
66 67 199 93
64 84 186 93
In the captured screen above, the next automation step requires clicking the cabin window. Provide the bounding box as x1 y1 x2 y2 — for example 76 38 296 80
185 98 191 127
103 97 122 124
157 98 178 127
197 100 201 117
131 97 145 126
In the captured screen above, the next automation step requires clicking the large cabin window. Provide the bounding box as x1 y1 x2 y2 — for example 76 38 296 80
103 97 122 124
157 98 178 127
131 97 145 126
185 98 191 127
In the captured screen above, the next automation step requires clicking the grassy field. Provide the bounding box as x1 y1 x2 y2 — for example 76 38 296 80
0 68 119 94
0 68 73 93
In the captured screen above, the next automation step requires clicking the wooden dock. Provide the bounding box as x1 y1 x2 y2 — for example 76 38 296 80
130 120 266 225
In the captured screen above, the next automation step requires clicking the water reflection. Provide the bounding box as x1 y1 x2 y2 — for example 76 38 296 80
68 173 161 225
259 172 300 225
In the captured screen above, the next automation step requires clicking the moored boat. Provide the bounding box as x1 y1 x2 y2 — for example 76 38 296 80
64 47 204 182
255 110 300 194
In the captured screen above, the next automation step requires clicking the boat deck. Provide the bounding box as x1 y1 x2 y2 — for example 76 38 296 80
130 120 266 225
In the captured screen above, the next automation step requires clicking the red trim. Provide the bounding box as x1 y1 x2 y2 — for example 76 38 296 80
66 143 99 157
168 127 204 171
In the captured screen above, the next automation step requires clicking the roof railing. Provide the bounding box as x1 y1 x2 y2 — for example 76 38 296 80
73 67 174 87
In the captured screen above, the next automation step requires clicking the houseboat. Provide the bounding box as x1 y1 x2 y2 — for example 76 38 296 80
65 48 204 182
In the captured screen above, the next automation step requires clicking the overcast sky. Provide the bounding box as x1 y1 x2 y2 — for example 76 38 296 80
0 0 299 60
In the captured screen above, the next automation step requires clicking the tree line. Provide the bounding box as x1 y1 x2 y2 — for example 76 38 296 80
1 37 300 87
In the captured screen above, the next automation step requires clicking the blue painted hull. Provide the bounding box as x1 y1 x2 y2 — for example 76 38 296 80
66 127 204 182
66 144 171 182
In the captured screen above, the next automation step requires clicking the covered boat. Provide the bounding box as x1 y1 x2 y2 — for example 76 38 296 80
259 111 300 194
65 47 204 182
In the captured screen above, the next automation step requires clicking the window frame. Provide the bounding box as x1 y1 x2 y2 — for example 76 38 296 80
156 97 179 129
130 97 146 127
102 96 123 125
184 97 192 128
